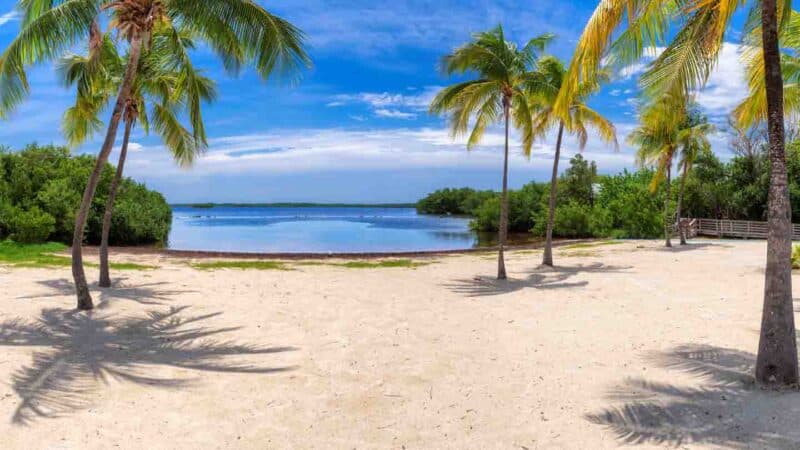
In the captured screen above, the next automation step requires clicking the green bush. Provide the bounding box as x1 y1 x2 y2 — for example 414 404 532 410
551 201 592 238
109 184 172 246
0 144 171 246
10 207 56 243
417 187 495 215
793 245 799 270
470 182 545 232
595 170 663 238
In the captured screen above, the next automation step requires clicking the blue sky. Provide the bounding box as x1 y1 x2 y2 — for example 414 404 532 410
0 0 766 203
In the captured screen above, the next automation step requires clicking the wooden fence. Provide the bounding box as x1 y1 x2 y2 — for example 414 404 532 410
683 218 800 240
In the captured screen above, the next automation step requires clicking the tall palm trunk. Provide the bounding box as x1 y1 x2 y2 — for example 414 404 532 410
542 121 565 267
99 116 134 288
497 97 511 280
663 162 672 248
755 0 799 387
72 35 143 311
676 163 689 245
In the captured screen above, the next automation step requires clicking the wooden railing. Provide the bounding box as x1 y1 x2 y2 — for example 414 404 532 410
683 218 800 240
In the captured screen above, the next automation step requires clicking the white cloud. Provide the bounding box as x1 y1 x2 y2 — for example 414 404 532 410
694 43 748 117
127 142 144 152
0 10 18 27
330 86 440 119
374 109 417 119
121 124 632 183
616 47 666 80
609 89 622 97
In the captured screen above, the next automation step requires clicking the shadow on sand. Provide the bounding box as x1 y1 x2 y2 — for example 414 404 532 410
0 302 297 425
16 278 196 309
444 262 631 297
586 344 800 448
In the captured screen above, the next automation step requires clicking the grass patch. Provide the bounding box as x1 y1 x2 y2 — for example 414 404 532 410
0 240 158 270
0 241 72 268
335 259 427 269
190 260 290 271
292 259 431 269
561 240 623 250
105 262 158 271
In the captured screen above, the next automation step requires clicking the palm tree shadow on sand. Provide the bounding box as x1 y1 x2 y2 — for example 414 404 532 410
0 305 297 425
444 263 631 297
16 278 195 309
586 344 800 448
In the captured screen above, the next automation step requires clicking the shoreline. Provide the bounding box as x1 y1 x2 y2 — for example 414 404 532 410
76 237 585 260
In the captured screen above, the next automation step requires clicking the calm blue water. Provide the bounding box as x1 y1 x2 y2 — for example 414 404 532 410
168 206 479 253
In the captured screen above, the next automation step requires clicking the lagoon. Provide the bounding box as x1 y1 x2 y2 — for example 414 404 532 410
168 206 478 253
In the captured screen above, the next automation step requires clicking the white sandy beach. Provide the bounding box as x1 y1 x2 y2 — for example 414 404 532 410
1 239 799 449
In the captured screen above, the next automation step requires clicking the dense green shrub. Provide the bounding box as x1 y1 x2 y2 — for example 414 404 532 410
470 182 545 232
423 138 800 241
683 140 800 222
550 201 593 238
594 170 664 238
793 245 800 270
416 187 495 215
0 144 171 245
9 206 55 243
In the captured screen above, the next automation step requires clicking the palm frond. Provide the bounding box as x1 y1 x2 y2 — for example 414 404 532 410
0 0 99 117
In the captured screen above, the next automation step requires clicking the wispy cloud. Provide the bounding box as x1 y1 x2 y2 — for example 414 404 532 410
120 124 632 184
374 109 417 120
329 86 440 120
0 10 19 27
270 0 582 57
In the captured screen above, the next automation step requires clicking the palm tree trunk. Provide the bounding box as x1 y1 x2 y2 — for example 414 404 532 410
755 0 799 388
72 35 143 311
542 121 565 267
99 117 134 288
497 98 510 280
676 163 688 245
664 163 672 248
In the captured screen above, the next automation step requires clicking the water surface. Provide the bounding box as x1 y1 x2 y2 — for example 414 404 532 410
168 206 479 253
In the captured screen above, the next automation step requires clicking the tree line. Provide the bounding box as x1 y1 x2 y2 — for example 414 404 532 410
418 137 800 239
0 144 171 246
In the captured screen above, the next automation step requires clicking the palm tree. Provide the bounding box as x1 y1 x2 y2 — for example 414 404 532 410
527 56 617 267
429 26 552 279
60 25 216 288
559 0 798 388
628 96 683 248
673 109 713 245
1 0 310 310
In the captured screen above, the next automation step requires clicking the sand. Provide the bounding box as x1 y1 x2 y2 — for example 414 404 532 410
1 239 799 449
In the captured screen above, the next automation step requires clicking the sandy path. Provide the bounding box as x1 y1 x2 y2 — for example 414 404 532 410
1 240 799 449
